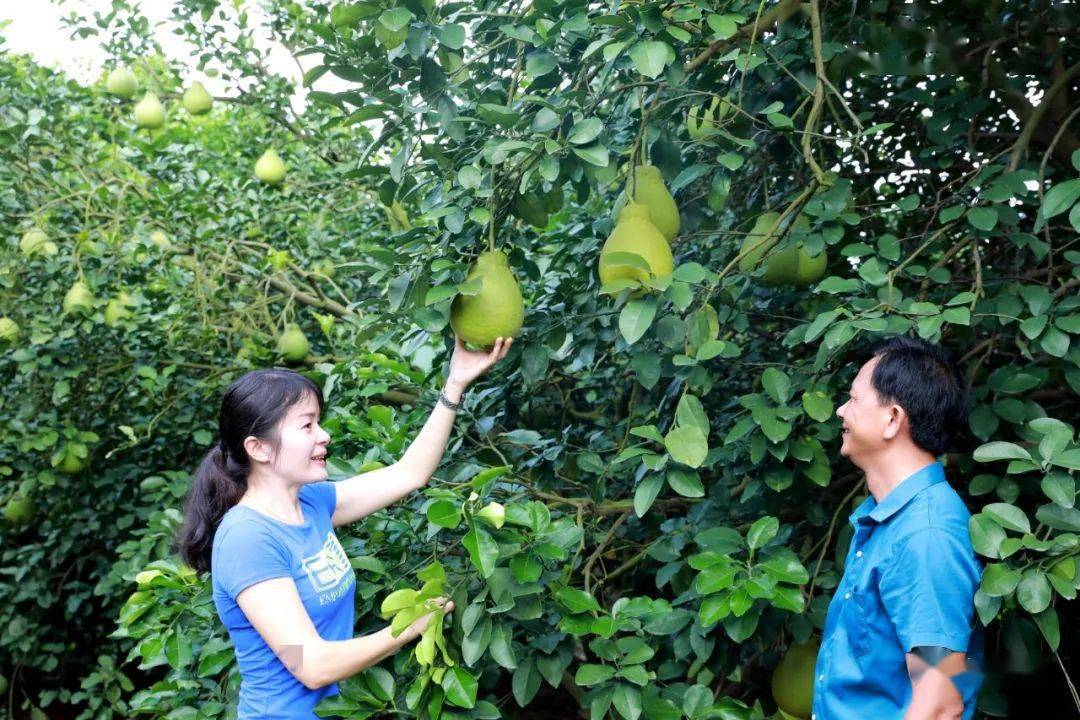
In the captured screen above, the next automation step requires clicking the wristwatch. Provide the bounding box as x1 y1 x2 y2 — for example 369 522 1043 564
438 389 464 411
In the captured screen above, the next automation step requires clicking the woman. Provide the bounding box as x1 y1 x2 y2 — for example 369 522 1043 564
177 335 511 719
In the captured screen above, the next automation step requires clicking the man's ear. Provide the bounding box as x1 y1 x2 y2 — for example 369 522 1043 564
882 404 906 440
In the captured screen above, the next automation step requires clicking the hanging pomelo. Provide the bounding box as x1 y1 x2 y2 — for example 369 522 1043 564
255 149 287 184
598 203 674 288
771 637 820 720
182 81 213 115
133 93 165 129
106 68 137 99
449 250 525 348
277 323 309 362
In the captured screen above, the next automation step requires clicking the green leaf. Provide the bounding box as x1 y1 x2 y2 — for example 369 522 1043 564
1041 472 1075 508
634 475 664 517
664 426 708 468
568 118 603 145
706 14 738 38
573 143 609 167
667 467 705 497
1042 178 1080 217
747 516 779 551
575 664 614 686
525 52 557 78
1033 608 1060 651
612 683 643 720
969 514 1006 559
629 41 671 79
1050 448 1080 471
967 206 998 231
761 367 791 404
802 390 834 422
983 503 1031 533
555 586 601 614
441 666 478 709
1036 504 1080 532
378 7 413 31
1016 570 1051 614
426 500 462 528
980 563 1021 597
462 525 499 578
619 297 657 345
973 441 1032 463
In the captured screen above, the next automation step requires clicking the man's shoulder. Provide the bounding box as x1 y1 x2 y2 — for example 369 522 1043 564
891 479 973 543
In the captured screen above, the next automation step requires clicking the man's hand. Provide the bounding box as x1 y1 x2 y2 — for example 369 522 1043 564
903 649 967 720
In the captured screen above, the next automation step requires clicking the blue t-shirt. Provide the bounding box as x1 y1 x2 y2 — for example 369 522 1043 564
212 481 355 719
813 462 984 720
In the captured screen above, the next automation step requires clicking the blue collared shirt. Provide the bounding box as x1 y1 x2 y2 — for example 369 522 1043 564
812 462 984 720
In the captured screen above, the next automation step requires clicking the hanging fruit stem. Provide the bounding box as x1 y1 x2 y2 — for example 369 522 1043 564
488 166 496 253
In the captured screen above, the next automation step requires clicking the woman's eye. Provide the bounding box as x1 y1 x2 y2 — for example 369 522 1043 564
304 423 312 428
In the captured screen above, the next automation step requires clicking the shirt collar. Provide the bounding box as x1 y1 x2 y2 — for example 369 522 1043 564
851 461 946 525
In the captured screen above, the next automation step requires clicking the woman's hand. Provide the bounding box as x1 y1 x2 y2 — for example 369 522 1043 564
408 597 455 638
446 335 512 391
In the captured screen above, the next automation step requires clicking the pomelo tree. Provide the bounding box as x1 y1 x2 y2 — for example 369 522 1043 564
1 1 1078 718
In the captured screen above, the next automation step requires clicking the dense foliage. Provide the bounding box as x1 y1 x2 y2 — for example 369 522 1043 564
2 0 1078 718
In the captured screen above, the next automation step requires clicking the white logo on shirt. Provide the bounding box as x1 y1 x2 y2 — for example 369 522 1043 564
300 532 351 593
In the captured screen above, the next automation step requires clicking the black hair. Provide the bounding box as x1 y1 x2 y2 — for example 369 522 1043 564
177 368 323 574
869 335 968 456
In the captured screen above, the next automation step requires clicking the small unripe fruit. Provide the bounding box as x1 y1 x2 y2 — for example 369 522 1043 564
133 93 166 129
20 228 50 256
182 81 213 115
254 149 287 184
0 317 19 342
63 281 95 315
476 502 506 529
106 68 137 99
277 323 309 362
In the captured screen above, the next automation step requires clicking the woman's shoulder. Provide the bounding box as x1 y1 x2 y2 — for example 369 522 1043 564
213 506 280 551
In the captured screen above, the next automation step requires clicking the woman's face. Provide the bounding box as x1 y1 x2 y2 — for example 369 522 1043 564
270 392 332 484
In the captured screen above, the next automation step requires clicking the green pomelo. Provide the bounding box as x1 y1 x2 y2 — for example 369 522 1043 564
771 637 820 720
63 281 94 315
449 250 525 348
737 211 782 272
3 496 36 525
277 323 309 362
687 96 728 140
763 246 800 287
255 149 286 184
598 203 674 287
106 68 137 99
0 317 19 342
20 228 49 256
133 93 165 129
628 165 680 241
794 249 828 288
182 81 213 115
58 448 88 475
104 293 134 327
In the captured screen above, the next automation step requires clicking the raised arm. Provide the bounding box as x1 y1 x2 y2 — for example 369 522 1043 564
330 335 511 527
236 576 452 689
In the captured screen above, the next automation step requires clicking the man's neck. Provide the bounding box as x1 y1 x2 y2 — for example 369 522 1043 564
860 445 939 503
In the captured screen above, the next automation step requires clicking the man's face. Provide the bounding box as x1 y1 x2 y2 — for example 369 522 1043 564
258 393 332 483
836 356 893 464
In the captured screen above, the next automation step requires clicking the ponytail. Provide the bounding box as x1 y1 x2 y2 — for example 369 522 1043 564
175 368 324 575
177 443 249 574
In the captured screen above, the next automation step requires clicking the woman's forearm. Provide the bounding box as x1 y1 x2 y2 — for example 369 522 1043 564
396 379 466 484
306 624 415 688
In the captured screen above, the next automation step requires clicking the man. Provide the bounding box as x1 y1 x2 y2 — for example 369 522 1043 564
813 335 983 720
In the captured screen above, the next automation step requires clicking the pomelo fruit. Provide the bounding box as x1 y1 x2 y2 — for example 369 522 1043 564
3 495 35 525
511 192 549 228
182 81 213 115
771 636 820 720
63 281 94 315
763 246 800 287
0 317 20 343
104 293 134 327
277 323 309 362
793 249 827 288
598 202 673 287
737 211 783 272
449 250 525 348
57 446 88 474
150 230 172 250
20 228 50 256
255 149 286 184
133 93 166 129
106 68 137 99
687 95 730 140
623 165 680 241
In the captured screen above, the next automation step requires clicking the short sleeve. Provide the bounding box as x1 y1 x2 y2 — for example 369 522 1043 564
879 528 979 653
300 480 338 520
213 521 293 600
